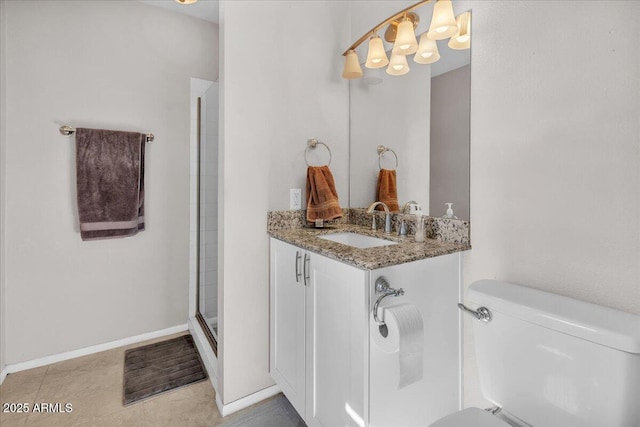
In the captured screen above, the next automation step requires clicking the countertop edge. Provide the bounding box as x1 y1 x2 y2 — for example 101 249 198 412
268 225 470 271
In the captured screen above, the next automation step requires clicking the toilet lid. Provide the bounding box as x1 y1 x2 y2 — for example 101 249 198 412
430 408 510 427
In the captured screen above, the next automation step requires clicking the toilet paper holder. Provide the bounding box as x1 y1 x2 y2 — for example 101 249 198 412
373 277 404 337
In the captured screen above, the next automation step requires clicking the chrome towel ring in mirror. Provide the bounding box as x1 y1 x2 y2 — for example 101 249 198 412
305 138 332 167
377 145 398 170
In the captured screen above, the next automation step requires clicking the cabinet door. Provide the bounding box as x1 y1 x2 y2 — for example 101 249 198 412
270 238 306 418
305 254 369 427
369 253 462 427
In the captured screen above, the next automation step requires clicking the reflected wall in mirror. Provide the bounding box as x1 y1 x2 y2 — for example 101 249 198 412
349 3 470 221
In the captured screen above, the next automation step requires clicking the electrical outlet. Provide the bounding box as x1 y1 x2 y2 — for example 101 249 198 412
290 188 302 210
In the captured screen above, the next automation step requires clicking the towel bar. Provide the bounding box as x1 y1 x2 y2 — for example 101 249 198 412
59 125 154 143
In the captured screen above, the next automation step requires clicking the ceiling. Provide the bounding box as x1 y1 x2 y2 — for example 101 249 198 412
137 0 219 23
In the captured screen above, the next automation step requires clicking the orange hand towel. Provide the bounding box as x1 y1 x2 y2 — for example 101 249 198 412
306 166 343 223
376 169 399 212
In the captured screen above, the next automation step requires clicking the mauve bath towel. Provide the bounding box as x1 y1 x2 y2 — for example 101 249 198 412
76 128 145 241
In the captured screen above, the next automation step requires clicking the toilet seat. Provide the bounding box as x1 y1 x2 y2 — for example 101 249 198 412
429 408 510 427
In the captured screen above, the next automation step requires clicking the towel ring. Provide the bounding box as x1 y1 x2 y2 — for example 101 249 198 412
377 145 398 170
305 138 332 167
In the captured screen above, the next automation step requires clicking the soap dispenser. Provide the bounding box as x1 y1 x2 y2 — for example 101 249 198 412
414 212 425 243
443 203 457 219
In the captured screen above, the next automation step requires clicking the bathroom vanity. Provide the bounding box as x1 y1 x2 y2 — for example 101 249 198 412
268 211 469 427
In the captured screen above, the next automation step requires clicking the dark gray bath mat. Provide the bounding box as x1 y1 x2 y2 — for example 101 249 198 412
218 394 305 427
123 334 207 405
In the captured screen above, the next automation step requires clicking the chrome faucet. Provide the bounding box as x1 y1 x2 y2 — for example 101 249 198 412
367 202 392 233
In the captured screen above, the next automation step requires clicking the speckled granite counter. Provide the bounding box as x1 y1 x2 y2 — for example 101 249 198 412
268 218 470 270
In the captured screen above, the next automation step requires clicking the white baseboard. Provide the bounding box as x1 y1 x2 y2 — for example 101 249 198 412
5 324 188 375
0 368 7 385
216 384 281 417
188 317 218 392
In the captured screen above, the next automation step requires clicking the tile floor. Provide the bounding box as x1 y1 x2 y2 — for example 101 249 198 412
0 332 223 427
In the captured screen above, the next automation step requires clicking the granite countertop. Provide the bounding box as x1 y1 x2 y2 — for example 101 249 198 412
268 224 470 270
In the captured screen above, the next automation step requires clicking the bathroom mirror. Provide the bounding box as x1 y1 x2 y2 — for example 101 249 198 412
349 7 471 221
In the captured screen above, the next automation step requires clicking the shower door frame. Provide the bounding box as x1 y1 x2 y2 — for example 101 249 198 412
195 95 218 356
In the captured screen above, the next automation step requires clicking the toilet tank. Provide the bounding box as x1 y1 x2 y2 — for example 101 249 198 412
467 280 640 427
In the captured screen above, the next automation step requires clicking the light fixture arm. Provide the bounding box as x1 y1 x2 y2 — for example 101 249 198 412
342 0 432 56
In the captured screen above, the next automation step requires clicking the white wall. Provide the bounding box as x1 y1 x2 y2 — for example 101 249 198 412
463 0 640 407
0 0 7 381
219 0 350 404
3 0 217 364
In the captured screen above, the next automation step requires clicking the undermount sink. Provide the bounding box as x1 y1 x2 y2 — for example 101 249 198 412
318 232 398 249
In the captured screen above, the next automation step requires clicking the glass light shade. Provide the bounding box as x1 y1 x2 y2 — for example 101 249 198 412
365 36 389 69
392 19 418 55
448 12 471 50
427 0 458 40
414 33 440 64
175 0 198 4
342 50 363 79
386 53 410 76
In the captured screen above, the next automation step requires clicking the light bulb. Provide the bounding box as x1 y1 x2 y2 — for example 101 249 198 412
448 12 471 50
365 35 389 69
427 0 458 40
386 53 410 76
342 50 363 79
414 33 440 64
392 18 418 55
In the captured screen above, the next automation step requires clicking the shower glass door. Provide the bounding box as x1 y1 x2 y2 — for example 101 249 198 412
196 83 219 352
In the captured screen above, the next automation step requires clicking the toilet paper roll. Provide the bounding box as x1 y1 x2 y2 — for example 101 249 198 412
370 303 424 388
371 306 400 354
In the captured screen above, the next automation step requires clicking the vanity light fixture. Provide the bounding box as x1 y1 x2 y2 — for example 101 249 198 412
414 33 441 64
365 35 389 69
448 11 471 50
341 0 470 79
342 49 364 79
392 16 419 55
386 53 410 76
175 0 198 4
426 0 458 40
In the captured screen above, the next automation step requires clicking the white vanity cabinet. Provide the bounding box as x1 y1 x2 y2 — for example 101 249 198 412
270 236 462 426
368 253 462 427
269 238 307 417
270 238 369 427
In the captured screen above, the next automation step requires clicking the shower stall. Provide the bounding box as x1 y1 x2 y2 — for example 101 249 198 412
189 78 219 386
197 81 219 345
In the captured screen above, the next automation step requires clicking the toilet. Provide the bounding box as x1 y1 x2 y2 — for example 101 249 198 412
430 280 640 427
